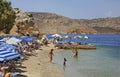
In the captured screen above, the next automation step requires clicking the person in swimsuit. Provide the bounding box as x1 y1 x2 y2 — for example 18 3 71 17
72 48 78 57
63 58 67 66
63 58 67 70
48 49 54 63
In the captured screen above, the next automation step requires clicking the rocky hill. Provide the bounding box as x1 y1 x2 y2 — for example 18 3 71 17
10 10 120 35
30 12 120 34
30 12 97 34
10 8 35 35
79 17 120 34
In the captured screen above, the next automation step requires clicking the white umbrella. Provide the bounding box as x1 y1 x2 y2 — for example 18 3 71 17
6 37 21 45
78 35 82 38
64 35 68 38
84 35 88 39
52 34 61 38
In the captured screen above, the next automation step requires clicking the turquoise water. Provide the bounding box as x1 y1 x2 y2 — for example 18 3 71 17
49 34 120 77
54 46 120 77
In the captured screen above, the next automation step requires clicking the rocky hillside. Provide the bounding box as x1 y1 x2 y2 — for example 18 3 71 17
10 8 35 35
30 12 97 34
79 17 120 34
10 10 120 35
30 12 120 34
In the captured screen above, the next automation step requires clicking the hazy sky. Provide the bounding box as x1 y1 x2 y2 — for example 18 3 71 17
8 0 120 19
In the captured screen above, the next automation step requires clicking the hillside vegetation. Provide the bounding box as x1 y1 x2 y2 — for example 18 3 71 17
0 0 16 34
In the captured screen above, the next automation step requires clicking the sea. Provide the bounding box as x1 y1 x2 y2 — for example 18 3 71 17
46 34 120 77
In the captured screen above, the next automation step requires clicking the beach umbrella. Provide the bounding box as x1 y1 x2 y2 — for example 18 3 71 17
20 36 37 42
6 37 21 45
84 35 88 39
0 43 16 50
52 34 61 37
0 50 20 63
64 35 68 38
73 36 77 39
78 35 82 38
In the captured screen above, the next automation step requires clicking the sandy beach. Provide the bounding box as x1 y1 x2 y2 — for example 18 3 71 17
19 43 64 77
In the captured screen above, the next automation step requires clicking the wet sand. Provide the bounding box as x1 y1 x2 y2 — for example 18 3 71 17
20 44 64 77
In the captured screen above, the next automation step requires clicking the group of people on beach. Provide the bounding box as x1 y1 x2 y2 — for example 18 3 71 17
17 41 40 58
0 59 20 77
0 37 41 77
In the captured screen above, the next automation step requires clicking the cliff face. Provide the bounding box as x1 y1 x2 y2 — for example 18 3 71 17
79 17 120 34
10 8 35 35
30 12 97 34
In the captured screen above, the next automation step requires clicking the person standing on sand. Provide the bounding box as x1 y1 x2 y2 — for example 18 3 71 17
48 49 54 63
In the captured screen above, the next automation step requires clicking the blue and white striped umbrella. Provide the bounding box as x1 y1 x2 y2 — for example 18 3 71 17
0 50 20 63
0 42 20 63
20 36 37 42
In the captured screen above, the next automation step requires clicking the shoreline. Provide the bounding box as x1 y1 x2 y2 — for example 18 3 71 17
20 43 64 77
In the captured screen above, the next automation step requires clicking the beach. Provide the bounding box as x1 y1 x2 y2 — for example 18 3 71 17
20 43 64 77
0 34 119 77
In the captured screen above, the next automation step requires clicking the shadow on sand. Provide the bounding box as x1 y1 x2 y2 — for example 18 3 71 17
12 65 28 77
14 68 27 73
16 74 28 77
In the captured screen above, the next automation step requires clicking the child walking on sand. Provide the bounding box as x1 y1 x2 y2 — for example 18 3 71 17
48 49 54 63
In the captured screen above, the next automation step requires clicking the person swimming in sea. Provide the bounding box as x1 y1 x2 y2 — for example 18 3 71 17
63 58 67 70
63 58 67 66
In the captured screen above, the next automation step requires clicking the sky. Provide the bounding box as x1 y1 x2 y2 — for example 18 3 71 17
8 0 120 19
